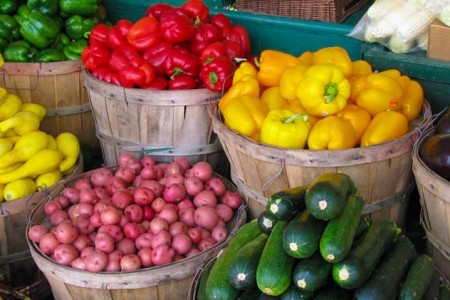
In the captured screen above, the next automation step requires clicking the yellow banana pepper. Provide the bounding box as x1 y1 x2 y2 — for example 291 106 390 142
260 109 311 149
352 60 373 77
297 64 350 117
283 101 321 125
307 115 356 150
219 74 260 111
360 111 408 147
355 72 403 116
257 50 301 87
232 61 258 85
221 94 269 141
397 75 424 122
279 64 309 101
298 51 313 65
336 104 372 145
260 86 289 110
312 46 353 78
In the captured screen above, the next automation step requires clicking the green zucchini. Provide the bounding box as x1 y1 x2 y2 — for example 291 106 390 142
196 257 214 300
258 294 280 299
313 282 354 300
206 220 262 300
354 215 372 240
266 185 308 220
398 254 435 300
355 236 417 299
281 284 315 300
257 220 296 296
305 173 356 221
282 210 327 259
257 211 278 235
319 193 365 263
332 220 401 289
228 233 268 290
292 253 331 292
237 288 262 300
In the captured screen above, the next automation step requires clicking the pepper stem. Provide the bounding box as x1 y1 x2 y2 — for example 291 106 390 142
324 82 338 103
209 72 218 88
281 114 308 124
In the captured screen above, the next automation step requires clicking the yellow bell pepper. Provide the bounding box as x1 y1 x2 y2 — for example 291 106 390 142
257 50 301 87
232 61 258 85
221 94 269 141
260 86 289 110
307 115 356 150
355 72 403 116
283 101 321 125
0 53 4 68
219 74 260 112
351 60 373 77
397 75 424 122
312 46 353 78
260 109 311 149
336 104 372 145
360 111 408 147
379 69 401 79
298 51 313 65
296 64 350 117
279 64 309 101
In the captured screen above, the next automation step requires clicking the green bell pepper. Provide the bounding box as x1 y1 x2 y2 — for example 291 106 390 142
33 47 65 62
51 32 70 50
3 40 37 62
0 0 18 15
63 39 87 60
14 4 59 49
59 0 98 17
0 37 8 52
27 0 58 17
64 15 97 40
0 14 20 41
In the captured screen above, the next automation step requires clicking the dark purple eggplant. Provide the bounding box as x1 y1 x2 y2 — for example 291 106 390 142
419 133 450 181
436 106 450 135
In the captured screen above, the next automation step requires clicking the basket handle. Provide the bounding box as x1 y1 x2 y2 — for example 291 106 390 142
1 70 40 91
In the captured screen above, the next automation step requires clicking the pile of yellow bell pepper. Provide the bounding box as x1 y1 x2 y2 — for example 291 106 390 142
219 46 424 150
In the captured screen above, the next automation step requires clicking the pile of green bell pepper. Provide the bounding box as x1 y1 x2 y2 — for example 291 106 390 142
0 0 109 63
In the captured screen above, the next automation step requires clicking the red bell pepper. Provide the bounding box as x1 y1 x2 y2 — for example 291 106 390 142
109 44 141 71
126 16 162 51
209 13 232 30
129 57 156 87
181 0 209 24
160 9 196 43
223 40 243 60
200 41 227 65
200 56 234 92
168 73 197 90
88 24 110 48
224 25 251 57
145 3 173 21
82 45 111 71
118 65 147 88
91 67 121 86
165 48 200 78
144 76 168 90
142 41 174 76
108 19 133 49
190 23 223 55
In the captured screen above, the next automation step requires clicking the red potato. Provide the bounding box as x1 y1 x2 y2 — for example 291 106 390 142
28 225 49 243
140 180 164 197
198 237 216 252
54 220 79 244
177 198 195 210
109 249 124 261
70 257 86 270
120 254 142 272
89 213 103 228
204 177 226 197
123 222 144 240
54 195 70 209
39 232 61 255
184 177 204 197
98 197 113 206
158 176 166 187
149 217 169 235
216 219 226 228
164 162 185 177
140 156 156 168
139 165 158 180
115 167 136 184
119 214 130 228
111 190 134 210
169 221 187 237
142 206 155 221
221 191 242 209
84 250 108 273
151 230 171 249
90 168 114 187
178 207 195 227
171 234 192 255
98 225 124 242
105 176 128 196
119 153 137 167
199 228 211 239
135 233 154 249
127 185 136 195
80 246 96 258
151 197 166 213
193 190 217 207
175 157 190 172
88 231 97 243
189 162 213 182
93 202 109 214
215 203 234 223
137 248 153 268
151 244 175 266
187 227 202 244
73 203 95 218
163 183 186 203
53 244 79 266
73 216 95 235
158 206 178 224
94 187 109 199
116 238 136 255
194 206 219 230
100 207 122 225
133 175 142 187
174 254 184 262
124 204 144 223
125 159 143 175
72 234 93 252
62 187 80 204
74 178 92 191
133 187 155 206
44 200 62 216
95 232 115 253
140 220 150 231
105 250 123 271
211 225 228 243
79 188 98 205
164 173 185 187
185 248 200 258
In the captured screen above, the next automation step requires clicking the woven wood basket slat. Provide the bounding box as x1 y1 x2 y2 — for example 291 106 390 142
235 0 369 23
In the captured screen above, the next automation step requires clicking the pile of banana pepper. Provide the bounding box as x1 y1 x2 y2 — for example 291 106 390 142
219 46 424 150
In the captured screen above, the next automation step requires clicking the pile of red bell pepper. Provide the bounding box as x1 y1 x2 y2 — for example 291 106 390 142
81 0 252 91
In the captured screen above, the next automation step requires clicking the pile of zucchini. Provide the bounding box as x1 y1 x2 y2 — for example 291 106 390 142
199 173 437 300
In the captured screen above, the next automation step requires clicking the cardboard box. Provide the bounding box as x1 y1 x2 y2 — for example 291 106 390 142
428 19 450 62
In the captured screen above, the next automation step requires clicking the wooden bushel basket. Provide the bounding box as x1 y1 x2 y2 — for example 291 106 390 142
0 61 98 149
0 155 83 299
83 70 226 171
412 127 450 280
211 101 433 228
27 166 247 300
